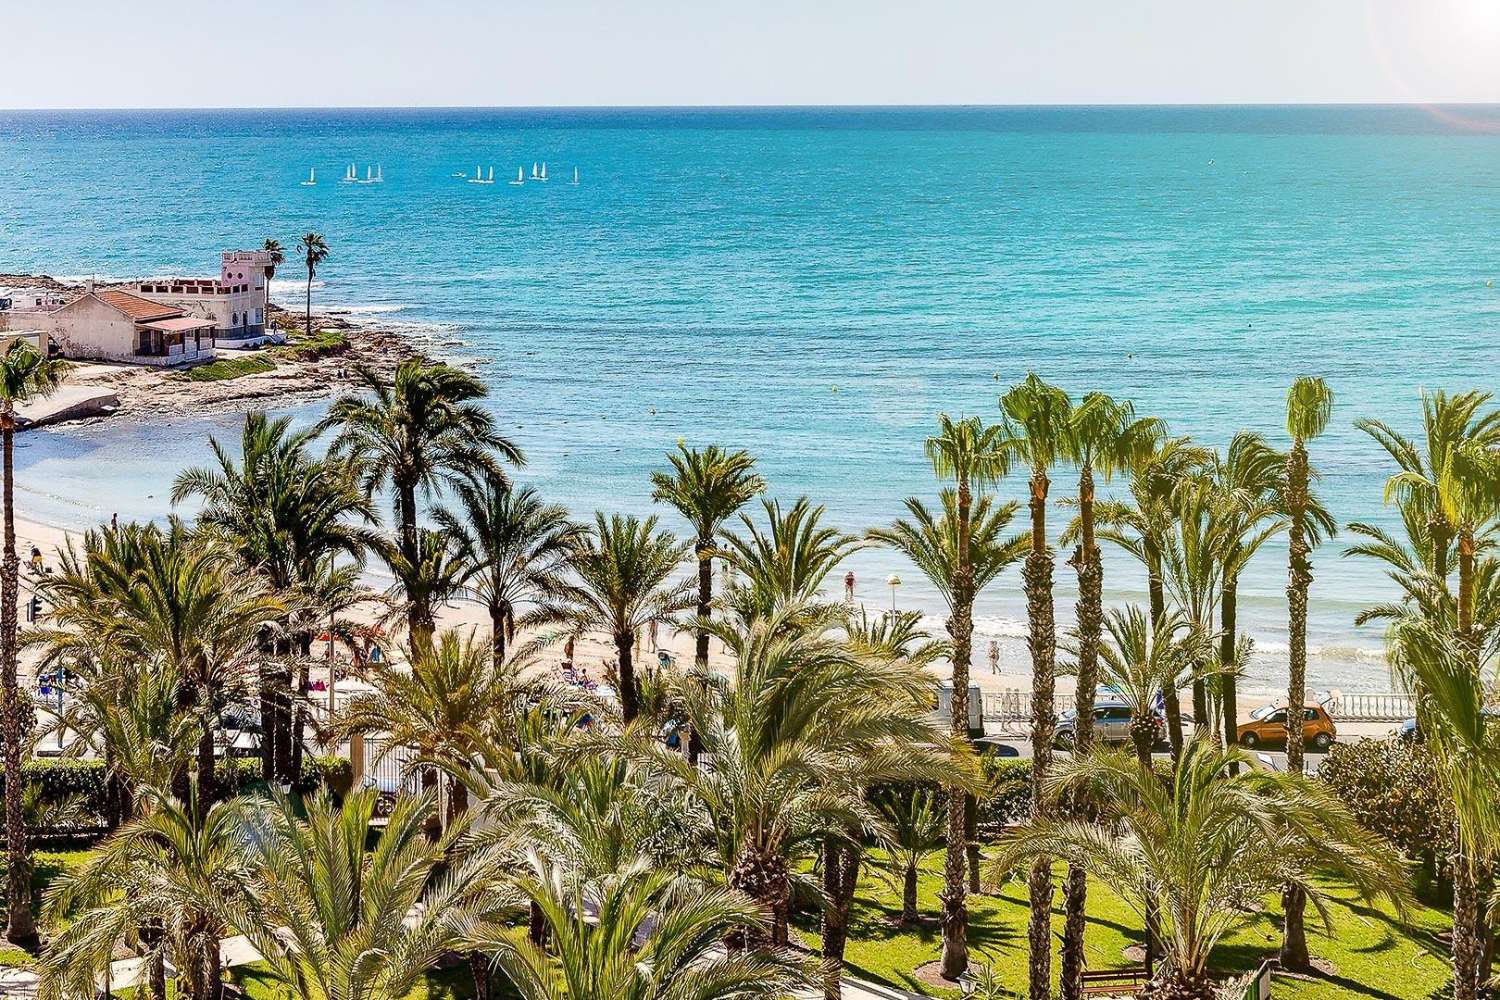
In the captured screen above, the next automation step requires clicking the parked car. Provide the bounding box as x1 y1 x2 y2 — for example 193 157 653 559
1237 703 1336 750
1055 701 1163 749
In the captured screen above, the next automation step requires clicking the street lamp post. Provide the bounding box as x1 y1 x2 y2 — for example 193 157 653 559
886 572 901 614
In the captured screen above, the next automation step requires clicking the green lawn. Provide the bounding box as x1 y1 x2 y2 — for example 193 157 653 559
233 962 482 1000
0 848 92 967
792 850 1453 1000
181 355 277 382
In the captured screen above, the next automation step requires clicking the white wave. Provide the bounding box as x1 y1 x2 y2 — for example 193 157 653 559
269 278 324 294
329 303 409 316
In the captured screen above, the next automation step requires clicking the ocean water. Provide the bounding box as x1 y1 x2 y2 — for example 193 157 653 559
2 105 1499 695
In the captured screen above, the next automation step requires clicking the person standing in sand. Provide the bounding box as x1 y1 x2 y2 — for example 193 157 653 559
844 570 855 602
988 639 1000 675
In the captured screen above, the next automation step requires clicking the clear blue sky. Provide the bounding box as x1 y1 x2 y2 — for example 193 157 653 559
5 0 1500 109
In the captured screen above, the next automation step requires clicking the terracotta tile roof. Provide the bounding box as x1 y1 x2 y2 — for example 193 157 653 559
94 289 181 322
139 316 215 332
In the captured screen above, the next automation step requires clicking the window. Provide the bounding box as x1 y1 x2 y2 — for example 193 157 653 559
1303 708 1319 721
232 312 239 325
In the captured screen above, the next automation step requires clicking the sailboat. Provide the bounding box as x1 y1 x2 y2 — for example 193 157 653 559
468 164 492 185
538 162 548 182
571 167 579 186
509 166 524 186
342 163 357 183
300 167 316 186
530 161 540 180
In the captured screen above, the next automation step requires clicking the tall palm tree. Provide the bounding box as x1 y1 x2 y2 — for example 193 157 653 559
913 414 1008 979
1055 393 1160 1000
1207 433 1288 756
650 443 766 669
718 496 862 623
0 340 64 947
261 238 284 313
437 477 584 670
528 513 693 723
298 232 328 341
173 412 378 782
231 788 495 1000
1161 480 1225 731
997 372 1072 1000
868 486 1023 979
37 788 249 1000
1388 614 1500 1000
988 738 1410 1000
466 856 807 1000
1357 390 1500 589
1093 437 1211 759
1279 375 1333 971
322 359 519 582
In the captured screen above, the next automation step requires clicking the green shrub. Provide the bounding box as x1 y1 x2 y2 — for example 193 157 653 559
277 328 349 361
183 355 276 382
977 754 1033 834
1319 737 1453 887
0 759 109 824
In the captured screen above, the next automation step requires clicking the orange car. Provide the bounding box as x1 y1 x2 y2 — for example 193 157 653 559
1237 703 1336 751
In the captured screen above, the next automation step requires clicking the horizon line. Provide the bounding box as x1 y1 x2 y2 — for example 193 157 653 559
5 100 1500 113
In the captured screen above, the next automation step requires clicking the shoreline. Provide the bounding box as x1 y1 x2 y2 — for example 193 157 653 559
0 272 428 424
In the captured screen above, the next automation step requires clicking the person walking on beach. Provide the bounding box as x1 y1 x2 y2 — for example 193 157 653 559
648 619 659 652
110 513 117 531
988 639 1000 675
844 570 855 602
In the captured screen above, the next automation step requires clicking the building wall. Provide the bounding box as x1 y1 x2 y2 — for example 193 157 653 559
26 296 139 361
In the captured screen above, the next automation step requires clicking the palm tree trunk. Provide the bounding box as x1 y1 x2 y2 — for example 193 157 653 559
903 862 920 924
1147 543 1183 761
0 411 35 949
1061 464 1100 1000
1221 577 1239 765
146 949 166 1000
197 723 217 812
273 663 295 785
468 951 492 1000
616 631 639 723
695 542 713 669
941 475 974 980
489 603 507 673
205 929 223 1000
1455 836 1480 1000
728 843 790 952
1280 438 1311 972
305 269 313 340
290 635 312 782
1458 528 1476 641
1023 465 1056 1000
821 835 861 1000
528 900 547 946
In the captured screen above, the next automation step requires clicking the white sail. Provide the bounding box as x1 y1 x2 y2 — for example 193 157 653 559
375 164 383 182
301 167 316 186
540 162 547 181
510 166 524 185
488 166 494 182
572 167 579 185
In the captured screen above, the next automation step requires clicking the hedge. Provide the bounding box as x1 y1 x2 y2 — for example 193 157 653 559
8 754 355 835
1318 737 1454 888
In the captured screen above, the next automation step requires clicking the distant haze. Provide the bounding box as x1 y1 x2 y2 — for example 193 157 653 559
4 0 1500 109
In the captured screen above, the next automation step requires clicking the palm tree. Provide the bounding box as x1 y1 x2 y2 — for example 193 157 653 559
378 526 471 650
643 606 970 959
437 477 584 670
908 414 1007 979
466 856 807 1000
718 496 861 623
650 443 766 669
997 372 1072 1000
1161 480 1225 731
529 513 693 723
231 788 495 1000
1387 614 1500 1000
330 628 511 830
0 340 64 947
298 232 328 341
872 786 945 925
869 486 1023 978
173 412 378 781
988 738 1411 1000
1357 390 1500 589
1093 437 1212 759
261 238 284 312
1280 375 1333 971
1207 433 1287 756
322 359 519 577
37 788 249 1000
1055 393 1160 999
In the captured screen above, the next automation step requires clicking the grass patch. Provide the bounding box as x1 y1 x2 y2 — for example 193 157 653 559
181 355 276 382
275 327 349 361
0 848 92 965
234 962 482 1000
792 849 1452 1000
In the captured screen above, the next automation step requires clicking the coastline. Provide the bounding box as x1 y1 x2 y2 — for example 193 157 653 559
0 272 427 423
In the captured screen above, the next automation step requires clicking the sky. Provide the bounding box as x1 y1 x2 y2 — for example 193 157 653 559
3 0 1500 109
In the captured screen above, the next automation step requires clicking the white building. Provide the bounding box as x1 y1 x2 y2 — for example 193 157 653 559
134 250 280 347
0 285 214 366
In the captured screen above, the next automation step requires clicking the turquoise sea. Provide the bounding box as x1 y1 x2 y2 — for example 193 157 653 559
2 105 1498 693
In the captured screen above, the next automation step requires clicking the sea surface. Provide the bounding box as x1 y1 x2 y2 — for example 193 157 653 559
2 105 1499 695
